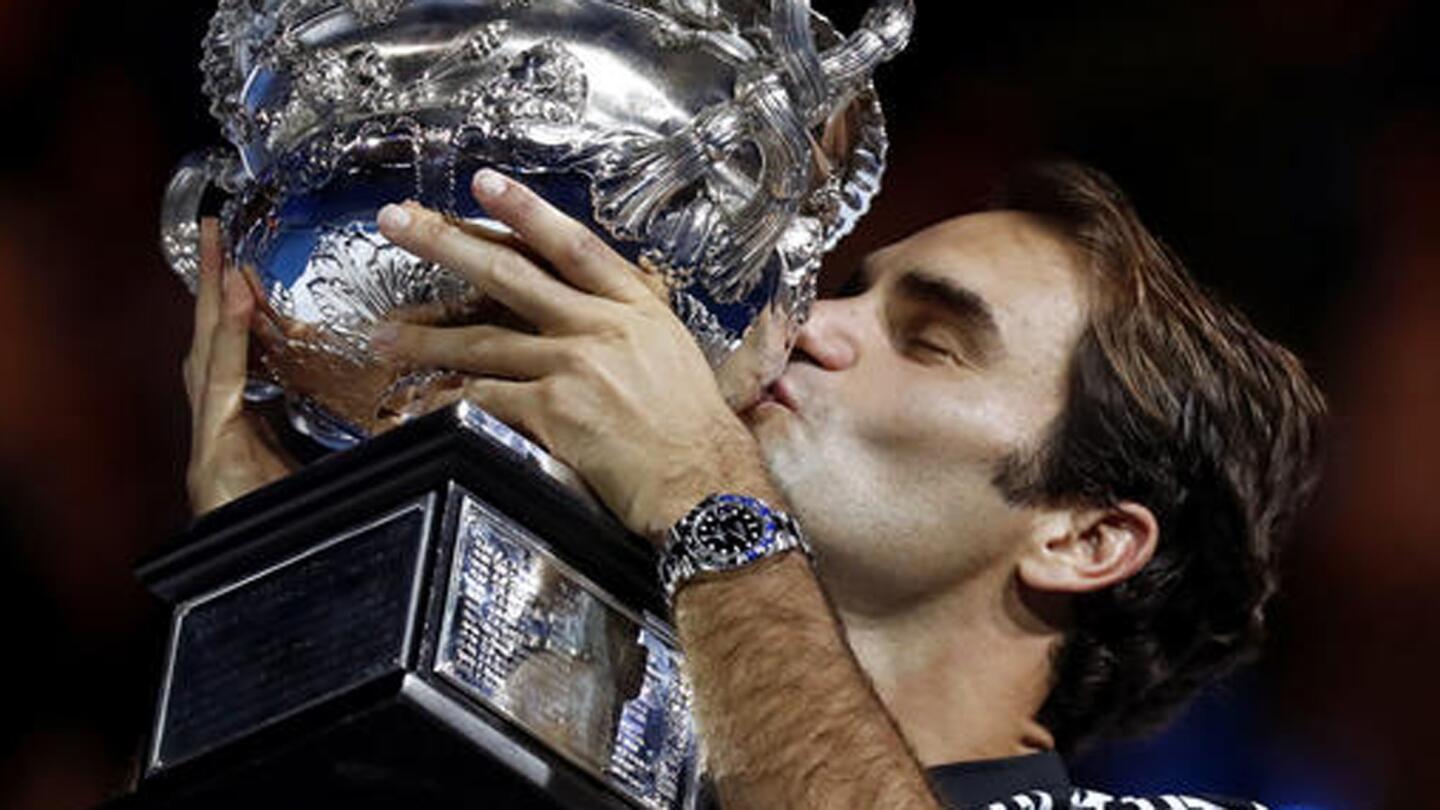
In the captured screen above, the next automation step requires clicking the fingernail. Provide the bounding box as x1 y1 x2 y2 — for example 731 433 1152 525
378 203 412 232
473 169 507 198
369 323 399 355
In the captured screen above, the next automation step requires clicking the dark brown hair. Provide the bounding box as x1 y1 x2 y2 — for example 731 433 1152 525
991 161 1326 752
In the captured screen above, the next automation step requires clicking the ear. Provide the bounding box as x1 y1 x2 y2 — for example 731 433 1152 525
1017 502 1159 594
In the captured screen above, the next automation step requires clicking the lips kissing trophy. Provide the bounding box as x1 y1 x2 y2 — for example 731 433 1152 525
127 0 911 807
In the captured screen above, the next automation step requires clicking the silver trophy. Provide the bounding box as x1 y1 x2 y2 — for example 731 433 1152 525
133 2 911 808
161 0 913 447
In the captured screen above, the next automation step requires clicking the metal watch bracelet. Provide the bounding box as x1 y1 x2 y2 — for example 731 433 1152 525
658 494 813 603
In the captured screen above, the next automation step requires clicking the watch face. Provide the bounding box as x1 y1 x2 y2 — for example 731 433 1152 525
692 498 772 566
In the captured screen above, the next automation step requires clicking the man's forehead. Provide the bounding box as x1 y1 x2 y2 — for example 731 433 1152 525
861 211 1091 341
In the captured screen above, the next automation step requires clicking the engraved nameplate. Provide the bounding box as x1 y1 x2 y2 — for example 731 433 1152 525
435 491 698 809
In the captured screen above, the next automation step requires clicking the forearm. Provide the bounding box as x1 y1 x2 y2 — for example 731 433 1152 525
673 552 941 809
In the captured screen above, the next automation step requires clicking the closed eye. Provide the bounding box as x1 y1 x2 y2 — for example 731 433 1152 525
903 328 967 365
888 270 1002 367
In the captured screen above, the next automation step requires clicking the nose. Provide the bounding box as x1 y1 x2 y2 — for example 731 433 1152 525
794 297 862 371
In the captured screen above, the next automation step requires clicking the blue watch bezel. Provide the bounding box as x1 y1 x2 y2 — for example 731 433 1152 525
659 493 811 602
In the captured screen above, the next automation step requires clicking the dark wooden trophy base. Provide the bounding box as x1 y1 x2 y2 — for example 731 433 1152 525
107 404 694 809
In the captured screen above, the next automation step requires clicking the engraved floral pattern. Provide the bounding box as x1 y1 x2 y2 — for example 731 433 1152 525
286 223 474 350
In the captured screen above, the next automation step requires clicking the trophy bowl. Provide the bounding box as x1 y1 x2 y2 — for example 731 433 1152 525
161 0 914 450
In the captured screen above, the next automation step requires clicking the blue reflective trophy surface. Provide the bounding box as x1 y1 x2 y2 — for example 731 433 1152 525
122 1 910 807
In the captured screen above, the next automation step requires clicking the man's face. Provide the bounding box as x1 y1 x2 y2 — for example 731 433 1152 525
743 211 1091 614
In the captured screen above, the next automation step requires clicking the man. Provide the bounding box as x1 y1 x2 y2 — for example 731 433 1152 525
184 161 1325 808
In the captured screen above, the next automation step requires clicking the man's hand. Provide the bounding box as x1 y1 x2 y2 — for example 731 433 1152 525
372 170 775 540
183 219 294 515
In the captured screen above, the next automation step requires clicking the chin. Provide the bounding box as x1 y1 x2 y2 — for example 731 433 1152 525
751 409 796 450
754 431 823 509
742 401 796 445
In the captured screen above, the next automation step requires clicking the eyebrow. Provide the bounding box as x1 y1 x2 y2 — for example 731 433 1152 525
891 270 1003 363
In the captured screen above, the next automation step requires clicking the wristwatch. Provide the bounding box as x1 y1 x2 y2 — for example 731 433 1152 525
658 493 813 602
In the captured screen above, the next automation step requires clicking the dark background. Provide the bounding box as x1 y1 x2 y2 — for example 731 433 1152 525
1 1 1437 807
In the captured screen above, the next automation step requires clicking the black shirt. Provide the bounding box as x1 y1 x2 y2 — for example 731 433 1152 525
928 751 1267 810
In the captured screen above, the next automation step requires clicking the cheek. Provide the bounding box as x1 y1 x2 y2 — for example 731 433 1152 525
764 387 1037 609
861 379 1034 471
767 373 1033 509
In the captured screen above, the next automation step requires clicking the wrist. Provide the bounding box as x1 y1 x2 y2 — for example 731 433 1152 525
671 551 813 614
641 427 780 545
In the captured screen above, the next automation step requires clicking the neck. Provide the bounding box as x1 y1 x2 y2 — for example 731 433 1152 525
836 571 1060 766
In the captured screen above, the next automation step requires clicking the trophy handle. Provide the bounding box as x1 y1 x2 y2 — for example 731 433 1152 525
818 0 915 119
591 0 913 291
160 148 241 294
774 0 916 128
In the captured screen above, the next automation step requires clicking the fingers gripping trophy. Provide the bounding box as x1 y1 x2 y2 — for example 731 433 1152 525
133 1 912 807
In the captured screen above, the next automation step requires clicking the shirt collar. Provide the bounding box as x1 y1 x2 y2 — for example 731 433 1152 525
927 750 1071 807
